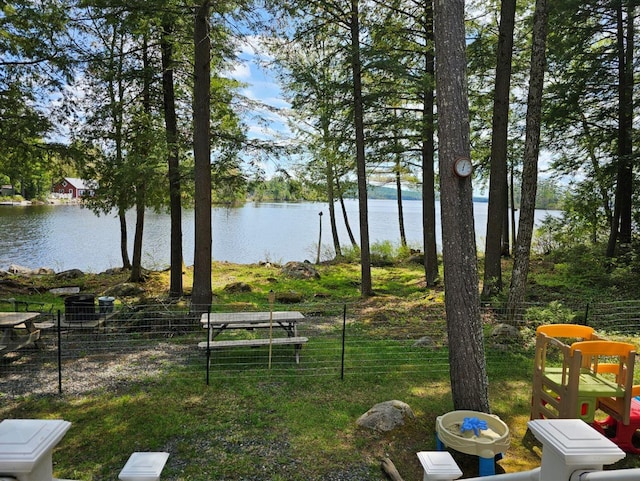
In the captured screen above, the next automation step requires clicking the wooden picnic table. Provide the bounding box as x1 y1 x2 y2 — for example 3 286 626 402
200 311 304 341
0 312 45 354
199 311 308 364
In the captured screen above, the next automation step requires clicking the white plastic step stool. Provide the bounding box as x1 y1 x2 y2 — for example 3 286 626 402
0 419 71 481
118 452 169 481
417 451 462 481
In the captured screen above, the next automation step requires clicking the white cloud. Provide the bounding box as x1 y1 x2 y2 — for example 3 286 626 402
226 62 252 80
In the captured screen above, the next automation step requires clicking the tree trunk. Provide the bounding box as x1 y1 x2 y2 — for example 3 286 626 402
483 0 516 299
130 32 151 284
161 18 183 298
507 0 548 317
606 2 634 257
192 0 212 310
422 1 438 287
118 208 131 269
509 167 516 252
395 163 407 248
327 167 342 259
433 0 489 413
501 184 510 256
111 32 129 271
336 177 358 247
349 0 373 297
130 191 145 282
323 121 342 259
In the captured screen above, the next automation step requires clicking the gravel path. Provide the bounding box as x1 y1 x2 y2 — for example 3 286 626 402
0 342 196 398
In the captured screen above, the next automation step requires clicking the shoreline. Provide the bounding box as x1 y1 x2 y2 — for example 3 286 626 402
0 198 82 206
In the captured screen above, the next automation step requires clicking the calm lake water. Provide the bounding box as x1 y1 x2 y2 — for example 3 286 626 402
0 199 559 273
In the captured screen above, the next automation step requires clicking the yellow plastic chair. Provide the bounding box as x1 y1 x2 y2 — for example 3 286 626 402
531 332 580 420
535 324 599 340
530 324 602 421
570 340 636 425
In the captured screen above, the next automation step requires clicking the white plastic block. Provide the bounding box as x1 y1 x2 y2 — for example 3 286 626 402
118 452 170 481
0 419 71 481
417 451 462 481
528 419 625 480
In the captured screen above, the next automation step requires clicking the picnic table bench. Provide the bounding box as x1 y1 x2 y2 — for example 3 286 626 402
198 311 308 364
0 312 45 354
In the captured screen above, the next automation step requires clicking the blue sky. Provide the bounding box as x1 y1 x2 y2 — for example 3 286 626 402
230 39 292 143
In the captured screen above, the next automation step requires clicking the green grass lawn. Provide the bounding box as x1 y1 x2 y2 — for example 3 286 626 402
8 339 636 481
0 357 537 480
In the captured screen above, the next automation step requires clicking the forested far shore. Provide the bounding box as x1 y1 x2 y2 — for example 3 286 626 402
1 176 565 211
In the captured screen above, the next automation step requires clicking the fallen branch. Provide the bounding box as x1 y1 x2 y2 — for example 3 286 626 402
381 457 404 481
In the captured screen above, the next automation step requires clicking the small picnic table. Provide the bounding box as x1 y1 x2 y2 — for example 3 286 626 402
0 312 45 354
198 311 308 364
200 311 304 341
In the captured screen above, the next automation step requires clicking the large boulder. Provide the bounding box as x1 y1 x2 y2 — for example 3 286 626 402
275 290 303 304
223 282 252 293
104 282 145 297
6 264 56 276
489 323 523 351
413 336 438 349
33 267 55 275
7 264 27 275
281 261 320 280
8 264 37 275
356 400 415 432
55 269 85 280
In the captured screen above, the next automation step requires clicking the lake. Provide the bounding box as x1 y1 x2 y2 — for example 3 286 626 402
0 199 559 273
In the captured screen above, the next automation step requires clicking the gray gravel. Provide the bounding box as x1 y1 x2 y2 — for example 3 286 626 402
0 342 195 398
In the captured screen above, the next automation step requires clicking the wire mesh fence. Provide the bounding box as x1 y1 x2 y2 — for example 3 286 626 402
1 299 639 398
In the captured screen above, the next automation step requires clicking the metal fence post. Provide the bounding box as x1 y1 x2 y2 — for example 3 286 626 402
206 307 211 386
57 309 62 394
341 304 346 380
584 302 590 326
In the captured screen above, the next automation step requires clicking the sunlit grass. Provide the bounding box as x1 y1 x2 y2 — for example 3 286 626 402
1 351 555 481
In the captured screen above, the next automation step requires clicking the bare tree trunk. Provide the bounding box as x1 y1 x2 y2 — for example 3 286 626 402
327 164 342 259
118 209 131 269
509 167 516 251
336 177 358 247
161 18 183 298
606 2 634 257
130 33 150 283
422 1 438 286
323 123 342 259
508 0 548 317
192 0 212 310
483 0 516 298
433 0 489 412
130 193 145 282
350 0 373 296
501 185 510 256
395 164 407 248
111 30 130 271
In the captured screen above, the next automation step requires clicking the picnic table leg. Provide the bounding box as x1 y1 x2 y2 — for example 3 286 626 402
28 321 45 349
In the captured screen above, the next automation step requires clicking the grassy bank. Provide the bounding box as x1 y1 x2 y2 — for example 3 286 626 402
1 252 640 480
